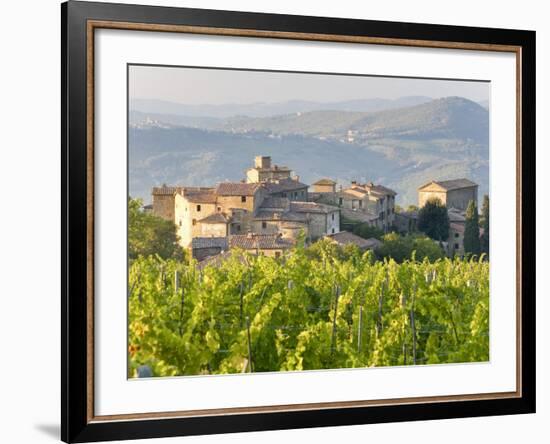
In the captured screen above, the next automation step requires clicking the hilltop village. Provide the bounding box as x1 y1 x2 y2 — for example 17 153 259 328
148 156 478 262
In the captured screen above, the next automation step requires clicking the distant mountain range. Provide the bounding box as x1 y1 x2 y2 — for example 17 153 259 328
130 96 434 119
129 96 489 206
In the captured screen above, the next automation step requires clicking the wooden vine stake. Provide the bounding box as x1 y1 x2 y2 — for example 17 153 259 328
246 316 253 373
330 285 340 356
410 283 417 365
357 305 363 353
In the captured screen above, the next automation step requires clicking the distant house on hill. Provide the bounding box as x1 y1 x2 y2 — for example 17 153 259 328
418 179 478 211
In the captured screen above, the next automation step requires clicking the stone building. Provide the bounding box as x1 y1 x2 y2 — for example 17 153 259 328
151 156 340 260
262 178 308 201
312 178 337 194
446 208 467 257
289 201 340 238
246 156 292 183
418 179 478 211
315 181 397 232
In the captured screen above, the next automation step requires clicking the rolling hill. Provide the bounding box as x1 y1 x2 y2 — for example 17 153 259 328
129 97 489 205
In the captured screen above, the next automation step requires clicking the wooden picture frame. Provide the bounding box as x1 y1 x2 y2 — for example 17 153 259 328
62 1 536 442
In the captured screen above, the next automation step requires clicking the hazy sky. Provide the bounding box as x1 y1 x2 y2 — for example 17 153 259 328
129 65 490 105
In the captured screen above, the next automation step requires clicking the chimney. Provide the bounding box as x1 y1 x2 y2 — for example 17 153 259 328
247 231 254 239
351 180 357 186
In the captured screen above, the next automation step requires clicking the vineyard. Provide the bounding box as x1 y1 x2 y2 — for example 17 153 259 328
128 241 489 377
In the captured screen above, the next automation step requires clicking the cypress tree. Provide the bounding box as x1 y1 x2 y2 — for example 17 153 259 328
480 195 489 257
417 198 450 242
464 200 481 256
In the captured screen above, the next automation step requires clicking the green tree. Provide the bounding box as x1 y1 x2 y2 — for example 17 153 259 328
128 197 184 260
376 233 444 263
417 198 450 241
463 200 481 256
352 223 384 240
480 195 489 256
406 204 419 213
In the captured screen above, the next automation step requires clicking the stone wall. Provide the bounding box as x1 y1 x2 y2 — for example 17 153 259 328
312 183 336 193
446 187 478 211
448 226 465 257
199 222 228 238
419 187 477 211
152 194 175 221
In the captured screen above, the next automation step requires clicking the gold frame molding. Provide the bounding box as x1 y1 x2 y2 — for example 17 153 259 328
85 19 523 424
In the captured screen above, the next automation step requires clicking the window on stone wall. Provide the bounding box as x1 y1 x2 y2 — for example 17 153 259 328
339 198 343 206
331 228 335 234
179 220 182 226
455 232 460 238
262 221 267 229
454 243 460 249
331 213 334 221
196 205 201 212
275 251 281 258
241 196 246 203
192 219 196 226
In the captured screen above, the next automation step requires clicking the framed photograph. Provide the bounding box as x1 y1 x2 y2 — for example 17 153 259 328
61 1 535 442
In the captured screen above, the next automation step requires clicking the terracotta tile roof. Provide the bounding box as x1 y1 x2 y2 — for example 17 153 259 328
340 208 378 223
263 178 308 194
191 237 229 250
326 231 382 250
216 182 259 196
362 182 397 196
418 178 478 191
448 209 466 223
313 178 337 185
230 234 295 250
365 183 397 196
345 182 397 197
290 201 339 214
152 186 182 196
196 251 237 270
198 213 230 224
343 188 368 198
152 186 218 203
254 210 307 222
